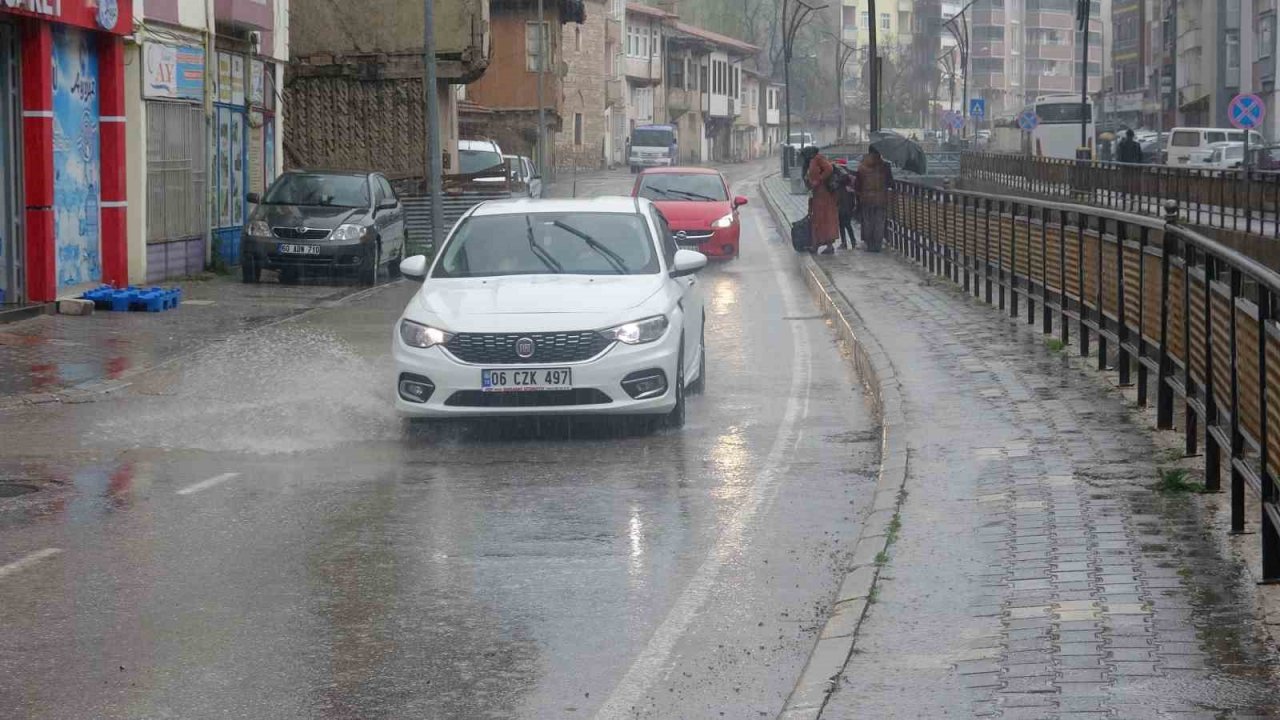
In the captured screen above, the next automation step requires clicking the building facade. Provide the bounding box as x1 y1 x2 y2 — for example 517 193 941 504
967 0 1105 120
557 0 613 170
1 0 135 304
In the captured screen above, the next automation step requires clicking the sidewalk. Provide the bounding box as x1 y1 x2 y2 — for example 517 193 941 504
762 175 1280 718
0 275 371 409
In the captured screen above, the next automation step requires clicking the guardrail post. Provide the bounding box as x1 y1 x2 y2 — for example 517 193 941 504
1117 221 1131 387
1258 287 1280 581
1137 225 1150 406
1184 240 1199 457
1229 266 1244 531
1041 207 1051 334
1157 202 1176 428
1010 202 1020 319
1079 212 1090 359
985 198 993 304
1204 252 1221 492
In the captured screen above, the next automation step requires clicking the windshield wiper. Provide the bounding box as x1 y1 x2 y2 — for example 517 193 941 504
526 217 564 274
551 220 629 274
660 188 717 201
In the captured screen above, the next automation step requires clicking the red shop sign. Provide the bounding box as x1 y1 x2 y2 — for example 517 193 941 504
0 0 134 36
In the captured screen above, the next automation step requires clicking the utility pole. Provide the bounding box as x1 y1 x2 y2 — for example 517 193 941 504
1077 0 1090 154
423 0 443 250
868 0 879 132
536 0 547 174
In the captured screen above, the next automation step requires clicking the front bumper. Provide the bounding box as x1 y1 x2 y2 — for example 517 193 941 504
673 224 740 259
392 325 682 418
242 236 374 272
630 156 674 168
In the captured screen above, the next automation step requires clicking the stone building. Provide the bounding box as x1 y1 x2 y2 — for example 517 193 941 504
556 0 616 170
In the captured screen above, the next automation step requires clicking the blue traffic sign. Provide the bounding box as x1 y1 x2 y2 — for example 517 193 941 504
969 98 986 120
1017 110 1040 131
1229 93 1265 130
946 111 964 130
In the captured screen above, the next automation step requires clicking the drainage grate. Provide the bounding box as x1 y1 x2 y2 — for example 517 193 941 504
0 483 38 498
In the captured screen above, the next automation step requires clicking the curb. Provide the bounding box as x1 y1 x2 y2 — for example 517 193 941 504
759 174 912 720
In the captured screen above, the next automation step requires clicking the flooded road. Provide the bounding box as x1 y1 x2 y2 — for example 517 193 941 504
0 163 880 718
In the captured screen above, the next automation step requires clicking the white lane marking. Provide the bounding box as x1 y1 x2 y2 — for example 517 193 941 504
594 182 814 719
176 472 241 496
0 548 63 579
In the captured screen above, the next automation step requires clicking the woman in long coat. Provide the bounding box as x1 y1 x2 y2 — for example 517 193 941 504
803 146 839 254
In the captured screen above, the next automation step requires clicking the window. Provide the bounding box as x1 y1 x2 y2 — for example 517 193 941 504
636 173 729 202
1258 15 1275 60
651 27 660 59
574 113 584 145
631 85 653 120
574 27 582 52
974 26 1004 41
627 24 643 57
433 213 661 278
972 57 1005 73
843 6 857 27
146 103 206 244
526 22 549 72
700 63 709 92
667 58 685 88
880 13 891 29
860 11 869 28
1227 30 1241 70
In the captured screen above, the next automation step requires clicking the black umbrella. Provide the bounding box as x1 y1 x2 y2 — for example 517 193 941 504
869 134 928 175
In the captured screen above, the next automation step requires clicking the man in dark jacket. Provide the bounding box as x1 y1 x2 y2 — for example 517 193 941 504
1116 129 1143 164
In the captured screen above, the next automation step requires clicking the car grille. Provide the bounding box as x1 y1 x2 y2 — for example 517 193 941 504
444 389 613 407
272 227 331 240
444 331 613 365
673 231 714 246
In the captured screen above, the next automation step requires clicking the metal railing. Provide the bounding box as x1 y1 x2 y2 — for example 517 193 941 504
962 152 1280 239
889 179 1280 580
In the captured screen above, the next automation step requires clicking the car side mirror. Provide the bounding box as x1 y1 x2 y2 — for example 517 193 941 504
733 195 748 208
377 197 398 211
670 249 707 278
400 255 429 281
246 192 261 204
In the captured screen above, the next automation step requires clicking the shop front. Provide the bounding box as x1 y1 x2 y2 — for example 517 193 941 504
212 43 277 268
1 0 134 303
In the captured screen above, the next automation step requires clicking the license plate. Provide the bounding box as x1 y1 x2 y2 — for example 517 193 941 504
278 243 320 255
481 368 572 392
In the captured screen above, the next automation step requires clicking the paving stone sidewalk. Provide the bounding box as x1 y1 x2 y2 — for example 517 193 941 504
0 275 370 405
764 176 1280 718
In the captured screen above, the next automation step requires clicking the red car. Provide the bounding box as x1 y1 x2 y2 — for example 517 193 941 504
632 167 747 259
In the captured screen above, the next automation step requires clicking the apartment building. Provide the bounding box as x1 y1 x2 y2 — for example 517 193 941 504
663 21 758 163
968 0 1105 119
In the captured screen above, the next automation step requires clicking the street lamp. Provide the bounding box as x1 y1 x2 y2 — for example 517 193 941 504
943 0 974 137
781 0 824 175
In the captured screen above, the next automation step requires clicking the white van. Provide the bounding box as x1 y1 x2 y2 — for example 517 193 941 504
1167 127 1264 165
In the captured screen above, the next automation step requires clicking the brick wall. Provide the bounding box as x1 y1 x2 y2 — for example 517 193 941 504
556 0 609 170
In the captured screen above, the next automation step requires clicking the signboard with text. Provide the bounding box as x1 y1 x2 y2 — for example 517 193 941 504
0 0 134 36
143 42 205 101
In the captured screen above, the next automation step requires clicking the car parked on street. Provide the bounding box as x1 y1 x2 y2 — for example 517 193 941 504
632 167 746 259
242 170 407 286
505 154 543 198
459 138 508 184
392 197 707 425
1201 141 1246 170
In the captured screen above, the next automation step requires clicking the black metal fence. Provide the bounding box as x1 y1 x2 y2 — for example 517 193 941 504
889 179 1280 581
962 152 1280 239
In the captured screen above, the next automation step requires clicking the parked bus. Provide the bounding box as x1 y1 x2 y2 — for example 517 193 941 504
1023 95 1095 160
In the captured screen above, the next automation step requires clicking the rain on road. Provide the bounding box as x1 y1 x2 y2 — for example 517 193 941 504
0 163 880 718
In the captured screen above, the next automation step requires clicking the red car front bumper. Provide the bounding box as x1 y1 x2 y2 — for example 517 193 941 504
675 225 740 259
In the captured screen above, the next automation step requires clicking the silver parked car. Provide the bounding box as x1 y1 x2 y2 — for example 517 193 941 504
504 154 543 198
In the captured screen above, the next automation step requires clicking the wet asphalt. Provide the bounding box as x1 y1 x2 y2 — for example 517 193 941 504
0 161 880 719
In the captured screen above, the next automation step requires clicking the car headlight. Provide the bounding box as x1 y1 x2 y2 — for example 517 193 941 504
710 213 737 229
331 223 369 242
399 320 454 348
600 315 669 345
248 220 271 237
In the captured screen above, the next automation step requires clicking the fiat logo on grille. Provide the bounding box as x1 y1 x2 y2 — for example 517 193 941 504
515 337 536 358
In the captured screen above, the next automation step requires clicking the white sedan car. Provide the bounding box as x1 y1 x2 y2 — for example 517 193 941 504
393 197 708 426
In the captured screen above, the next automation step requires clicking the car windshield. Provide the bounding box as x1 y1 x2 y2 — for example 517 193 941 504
433 212 660 278
459 148 504 174
637 173 728 202
632 129 673 147
263 173 368 208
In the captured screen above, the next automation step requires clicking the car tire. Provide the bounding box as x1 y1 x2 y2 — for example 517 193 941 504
278 267 300 285
241 257 260 284
360 245 381 287
665 340 686 428
689 319 706 395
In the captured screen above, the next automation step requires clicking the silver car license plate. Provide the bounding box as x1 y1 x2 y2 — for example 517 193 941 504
278 244 320 255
